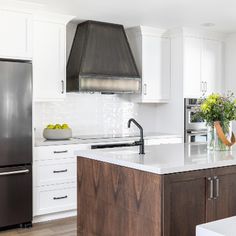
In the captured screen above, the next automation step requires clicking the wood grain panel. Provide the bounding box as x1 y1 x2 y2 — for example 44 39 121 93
77 157 162 236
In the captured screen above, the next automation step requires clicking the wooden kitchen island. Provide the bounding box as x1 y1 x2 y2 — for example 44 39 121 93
76 144 236 236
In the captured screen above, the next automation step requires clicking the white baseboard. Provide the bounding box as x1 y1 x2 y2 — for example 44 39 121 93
33 210 77 223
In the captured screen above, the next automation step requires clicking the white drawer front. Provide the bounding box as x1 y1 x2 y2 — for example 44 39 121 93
34 158 76 186
34 145 76 160
34 185 76 216
145 137 183 145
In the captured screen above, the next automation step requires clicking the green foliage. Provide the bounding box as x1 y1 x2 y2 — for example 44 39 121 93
194 93 236 128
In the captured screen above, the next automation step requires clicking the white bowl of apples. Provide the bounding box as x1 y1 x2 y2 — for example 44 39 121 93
43 123 72 140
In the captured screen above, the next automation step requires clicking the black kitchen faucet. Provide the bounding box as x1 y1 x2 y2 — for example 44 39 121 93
128 118 145 155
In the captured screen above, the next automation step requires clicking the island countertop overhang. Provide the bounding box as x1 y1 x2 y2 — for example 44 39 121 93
75 143 236 174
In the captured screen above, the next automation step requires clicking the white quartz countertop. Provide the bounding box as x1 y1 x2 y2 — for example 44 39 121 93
75 143 236 174
196 216 236 236
35 132 181 147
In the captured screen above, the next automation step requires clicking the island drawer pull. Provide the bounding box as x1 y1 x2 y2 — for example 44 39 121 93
208 177 214 200
53 195 68 200
53 150 68 154
53 169 68 174
214 176 220 199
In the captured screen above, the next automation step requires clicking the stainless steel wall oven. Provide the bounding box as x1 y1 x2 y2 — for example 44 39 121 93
184 98 207 143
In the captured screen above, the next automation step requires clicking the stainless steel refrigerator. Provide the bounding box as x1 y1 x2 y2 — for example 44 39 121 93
0 59 32 229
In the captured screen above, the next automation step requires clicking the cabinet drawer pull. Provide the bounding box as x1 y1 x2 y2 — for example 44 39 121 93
200 81 203 93
61 80 65 94
208 177 214 200
214 176 220 199
0 169 29 176
143 84 147 95
53 195 68 200
53 169 68 174
53 150 68 154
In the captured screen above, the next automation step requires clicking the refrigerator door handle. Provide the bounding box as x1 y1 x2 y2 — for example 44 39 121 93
0 169 30 176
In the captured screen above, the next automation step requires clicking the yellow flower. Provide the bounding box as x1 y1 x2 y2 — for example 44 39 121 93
208 98 216 104
201 103 208 112
208 93 220 100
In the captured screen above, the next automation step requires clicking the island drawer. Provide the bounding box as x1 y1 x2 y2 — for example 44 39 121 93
34 183 77 216
34 158 76 186
34 145 76 161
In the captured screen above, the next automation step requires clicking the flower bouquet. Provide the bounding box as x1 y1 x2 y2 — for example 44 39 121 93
194 93 236 151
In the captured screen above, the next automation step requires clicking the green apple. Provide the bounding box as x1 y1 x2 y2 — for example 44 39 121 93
62 123 70 129
46 124 54 129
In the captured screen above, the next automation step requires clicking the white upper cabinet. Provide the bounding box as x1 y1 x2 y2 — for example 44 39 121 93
33 20 66 101
0 10 32 59
201 39 222 95
183 36 223 98
184 37 202 98
33 14 74 101
126 26 171 103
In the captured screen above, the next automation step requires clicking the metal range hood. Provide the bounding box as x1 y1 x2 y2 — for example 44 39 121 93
66 21 141 94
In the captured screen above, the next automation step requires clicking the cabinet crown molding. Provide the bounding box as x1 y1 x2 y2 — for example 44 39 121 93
168 27 226 41
126 26 169 38
0 3 75 25
33 12 75 25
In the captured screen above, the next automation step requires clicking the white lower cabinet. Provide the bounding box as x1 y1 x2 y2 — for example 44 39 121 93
34 183 76 216
34 158 76 187
145 137 182 145
33 145 80 217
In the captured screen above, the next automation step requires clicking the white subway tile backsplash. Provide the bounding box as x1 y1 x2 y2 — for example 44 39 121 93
34 93 156 138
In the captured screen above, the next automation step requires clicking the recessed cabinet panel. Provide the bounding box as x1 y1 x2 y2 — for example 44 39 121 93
161 38 171 100
183 36 223 98
0 10 32 59
163 169 212 236
142 37 171 101
213 166 236 221
184 37 202 98
33 21 66 101
126 26 171 103
142 35 161 100
202 39 222 95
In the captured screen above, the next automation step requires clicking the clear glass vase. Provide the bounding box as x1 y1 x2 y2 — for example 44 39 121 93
207 121 232 151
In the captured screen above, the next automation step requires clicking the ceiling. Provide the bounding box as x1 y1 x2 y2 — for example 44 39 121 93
13 0 236 33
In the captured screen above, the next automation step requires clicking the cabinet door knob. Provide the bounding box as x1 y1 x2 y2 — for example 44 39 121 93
143 84 147 95
61 80 65 94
